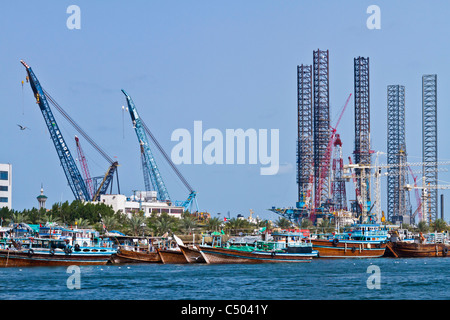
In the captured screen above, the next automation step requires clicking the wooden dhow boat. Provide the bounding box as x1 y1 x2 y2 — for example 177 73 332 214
198 232 317 264
198 245 315 264
386 232 450 258
0 238 116 267
156 234 189 264
157 248 188 264
109 236 163 264
179 244 205 263
310 224 388 258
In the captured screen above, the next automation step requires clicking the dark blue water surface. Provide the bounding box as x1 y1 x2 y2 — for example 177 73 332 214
0 258 448 300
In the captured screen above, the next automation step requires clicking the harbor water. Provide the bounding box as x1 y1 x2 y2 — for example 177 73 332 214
0 257 449 300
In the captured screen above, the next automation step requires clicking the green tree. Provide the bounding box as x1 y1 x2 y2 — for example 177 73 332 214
0 207 13 225
179 215 197 235
102 215 119 232
275 217 292 229
432 219 447 232
74 218 91 229
225 218 252 235
151 213 178 236
126 214 148 236
205 217 222 232
11 212 28 224
317 219 335 233
43 213 62 225
417 221 429 233
301 218 313 229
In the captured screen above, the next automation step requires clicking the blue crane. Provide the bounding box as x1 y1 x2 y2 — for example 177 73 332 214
121 89 198 212
21 60 90 201
121 89 171 202
21 60 119 202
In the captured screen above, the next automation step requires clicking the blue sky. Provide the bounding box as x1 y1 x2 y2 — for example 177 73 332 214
1 1 450 221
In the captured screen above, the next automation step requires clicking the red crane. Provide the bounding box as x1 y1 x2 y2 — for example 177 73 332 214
331 134 347 211
75 136 94 199
312 93 352 221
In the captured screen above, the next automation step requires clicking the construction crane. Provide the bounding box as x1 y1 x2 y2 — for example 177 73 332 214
75 136 94 199
347 156 364 215
313 93 352 221
404 182 450 224
345 157 450 223
408 166 423 222
331 134 347 211
21 60 119 202
121 90 198 212
21 60 91 201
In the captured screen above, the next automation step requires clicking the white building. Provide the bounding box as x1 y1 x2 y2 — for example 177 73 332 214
0 163 12 209
95 191 184 218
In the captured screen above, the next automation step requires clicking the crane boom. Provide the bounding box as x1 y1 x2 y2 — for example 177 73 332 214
121 89 171 202
21 60 91 201
75 136 95 199
314 93 352 213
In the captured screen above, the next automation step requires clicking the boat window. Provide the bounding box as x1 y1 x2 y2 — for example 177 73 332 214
83 249 90 252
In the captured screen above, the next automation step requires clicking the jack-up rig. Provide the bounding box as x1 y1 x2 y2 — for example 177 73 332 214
270 50 448 227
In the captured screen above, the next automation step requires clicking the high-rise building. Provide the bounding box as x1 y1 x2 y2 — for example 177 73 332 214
0 163 12 209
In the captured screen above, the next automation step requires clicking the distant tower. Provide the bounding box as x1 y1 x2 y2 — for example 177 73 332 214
354 57 371 215
37 185 48 210
297 64 314 209
387 85 412 223
422 74 438 223
313 49 330 211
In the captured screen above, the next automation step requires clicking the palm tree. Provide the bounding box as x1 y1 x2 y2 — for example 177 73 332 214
225 218 251 235
318 219 335 233
152 213 178 236
301 218 313 229
179 215 197 234
224 218 238 235
432 219 447 232
417 221 429 233
11 213 28 224
127 215 148 236
275 217 292 229
74 218 91 229
102 215 119 232
44 214 62 225
205 217 222 232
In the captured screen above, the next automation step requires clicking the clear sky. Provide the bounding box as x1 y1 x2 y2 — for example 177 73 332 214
1 1 450 221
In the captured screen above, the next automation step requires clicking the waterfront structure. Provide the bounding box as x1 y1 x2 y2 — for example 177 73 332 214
96 192 184 218
0 163 12 209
